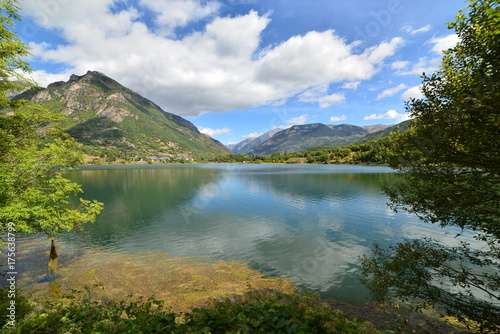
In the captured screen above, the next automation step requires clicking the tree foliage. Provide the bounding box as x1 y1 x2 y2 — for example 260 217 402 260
0 1 102 237
0 0 33 108
362 0 500 332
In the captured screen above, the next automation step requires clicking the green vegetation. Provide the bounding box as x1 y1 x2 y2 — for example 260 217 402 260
0 0 32 108
0 289 381 333
361 1 500 332
2 0 498 333
0 106 103 235
0 1 103 237
204 136 399 165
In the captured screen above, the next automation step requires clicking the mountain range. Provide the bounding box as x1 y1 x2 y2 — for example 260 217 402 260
230 123 396 155
13 71 229 159
227 128 283 154
10 71 408 159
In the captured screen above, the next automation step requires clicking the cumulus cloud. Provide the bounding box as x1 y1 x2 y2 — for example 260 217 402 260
139 0 221 37
341 81 360 90
242 132 262 139
298 85 345 108
429 34 459 54
330 115 347 122
391 60 409 70
198 127 232 136
402 85 424 100
285 114 308 126
21 1 405 117
376 83 407 100
364 110 409 122
402 24 431 35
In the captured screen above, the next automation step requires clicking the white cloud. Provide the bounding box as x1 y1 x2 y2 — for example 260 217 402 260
285 114 308 126
298 85 345 108
242 132 262 139
22 1 405 117
198 127 232 137
341 81 360 90
402 85 424 100
330 115 347 122
402 24 431 35
429 34 459 54
396 57 441 75
364 110 409 122
391 60 409 70
376 83 407 100
360 37 404 64
393 34 458 77
139 0 221 37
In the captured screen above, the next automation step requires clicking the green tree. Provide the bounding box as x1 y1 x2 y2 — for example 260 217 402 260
361 1 499 332
0 1 103 242
0 0 32 109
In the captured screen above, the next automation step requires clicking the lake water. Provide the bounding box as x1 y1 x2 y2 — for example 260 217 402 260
18 164 461 303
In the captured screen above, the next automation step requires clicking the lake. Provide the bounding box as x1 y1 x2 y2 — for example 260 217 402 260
16 164 461 304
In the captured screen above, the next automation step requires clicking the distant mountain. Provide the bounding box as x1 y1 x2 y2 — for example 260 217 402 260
13 71 229 157
248 123 369 155
229 128 283 154
325 124 392 135
360 124 393 133
353 120 411 144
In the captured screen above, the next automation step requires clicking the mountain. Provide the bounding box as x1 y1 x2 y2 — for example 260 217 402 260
13 71 229 158
354 120 411 144
248 123 369 155
229 128 283 154
360 124 393 133
326 124 391 134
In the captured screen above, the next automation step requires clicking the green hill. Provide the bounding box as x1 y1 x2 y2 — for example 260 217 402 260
13 71 229 160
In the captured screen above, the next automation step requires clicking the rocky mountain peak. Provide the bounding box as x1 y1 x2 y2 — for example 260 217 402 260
11 72 229 157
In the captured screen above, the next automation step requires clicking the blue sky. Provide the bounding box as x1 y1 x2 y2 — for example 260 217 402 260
16 0 465 145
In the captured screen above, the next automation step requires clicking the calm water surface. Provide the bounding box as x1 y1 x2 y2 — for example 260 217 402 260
22 164 459 303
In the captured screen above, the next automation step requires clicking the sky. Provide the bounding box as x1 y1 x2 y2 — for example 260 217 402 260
15 0 466 145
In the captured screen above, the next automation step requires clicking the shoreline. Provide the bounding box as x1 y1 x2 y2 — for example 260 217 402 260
6 237 468 333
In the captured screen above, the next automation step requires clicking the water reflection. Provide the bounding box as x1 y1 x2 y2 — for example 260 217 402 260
33 165 429 303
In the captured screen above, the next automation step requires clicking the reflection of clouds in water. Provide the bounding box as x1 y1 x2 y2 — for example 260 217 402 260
243 176 262 195
124 204 372 295
284 193 308 210
317 215 343 233
251 215 372 293
384 205 396 217
142 212 289 259
281 236 370 292
400 221 496 303
401 221 480 246
69 165 460 301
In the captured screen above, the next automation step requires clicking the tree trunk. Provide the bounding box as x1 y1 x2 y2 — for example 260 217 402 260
48 239 58 277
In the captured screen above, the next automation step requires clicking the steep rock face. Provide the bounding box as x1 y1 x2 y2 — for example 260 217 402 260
248 123 369 155
14 71 228 156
